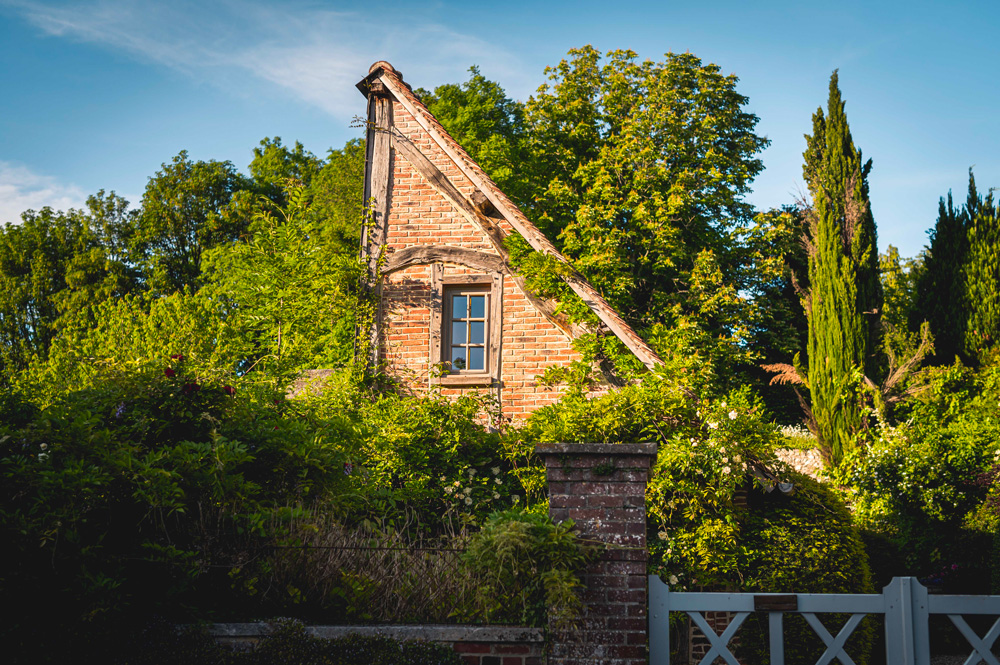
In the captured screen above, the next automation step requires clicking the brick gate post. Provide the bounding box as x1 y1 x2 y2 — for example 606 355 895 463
536 443 657 665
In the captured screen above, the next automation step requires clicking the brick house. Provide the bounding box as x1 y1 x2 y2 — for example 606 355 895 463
356 62 662 421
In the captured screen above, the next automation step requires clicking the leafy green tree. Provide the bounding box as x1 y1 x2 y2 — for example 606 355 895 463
201 182 364 378
308 139 366 250
249 137 323 196
135 151 253 294
0 194 141 383
801 71 883 464
880 245 920 332
247 136 365 253
417 67 533 210
524 47 769 333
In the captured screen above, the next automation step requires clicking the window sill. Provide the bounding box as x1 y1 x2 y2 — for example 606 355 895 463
433 374 496 387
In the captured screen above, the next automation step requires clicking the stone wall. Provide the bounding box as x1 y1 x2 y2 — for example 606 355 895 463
207 624 544 664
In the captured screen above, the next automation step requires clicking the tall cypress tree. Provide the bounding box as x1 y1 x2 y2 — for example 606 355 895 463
801 72 882 464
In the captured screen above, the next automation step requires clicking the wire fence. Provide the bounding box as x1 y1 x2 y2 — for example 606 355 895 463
219 518 505 625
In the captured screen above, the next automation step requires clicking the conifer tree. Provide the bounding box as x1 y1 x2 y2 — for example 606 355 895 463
801 72 882 464
914 171 1000 366
962 174 1000 363
913 188 967 364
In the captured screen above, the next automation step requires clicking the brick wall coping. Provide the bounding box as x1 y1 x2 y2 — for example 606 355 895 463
205 623 544 644
535 442 657 456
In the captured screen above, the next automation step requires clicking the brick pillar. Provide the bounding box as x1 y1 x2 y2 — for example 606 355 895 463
536 443 657 665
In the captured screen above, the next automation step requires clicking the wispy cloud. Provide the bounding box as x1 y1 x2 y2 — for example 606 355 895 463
0 161 86 225
2 0 525 116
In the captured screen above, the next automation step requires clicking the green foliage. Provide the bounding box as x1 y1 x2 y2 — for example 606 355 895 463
524 47 769 335
349 390 524 532
802 71 883 464
517 376 870 602
0 360 358 651
202 181 364 378
837 359 1000 587
0 192 141 382
136 151 254 294
962 175 1000 364
417 67 532 210
913 171 1000 367
915 188 969 364
463 507 601 627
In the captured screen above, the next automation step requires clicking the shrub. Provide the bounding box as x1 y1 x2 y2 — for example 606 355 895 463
838 360 1000 588
346 390 524 534
462 506 601 627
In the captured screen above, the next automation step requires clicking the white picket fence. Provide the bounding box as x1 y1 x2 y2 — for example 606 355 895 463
649 575 1000 665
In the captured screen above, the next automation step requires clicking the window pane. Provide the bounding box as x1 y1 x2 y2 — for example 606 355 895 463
469 295 485 318
451 347 467 370
469 346 485 370
469 321 485 344
452 321 466 344
452 295 467 317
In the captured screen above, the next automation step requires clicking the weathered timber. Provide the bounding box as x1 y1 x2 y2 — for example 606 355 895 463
382 246 504 275
360 78 393 366
428 261 444 387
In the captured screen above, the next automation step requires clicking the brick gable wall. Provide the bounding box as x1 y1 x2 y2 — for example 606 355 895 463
379 101 585 420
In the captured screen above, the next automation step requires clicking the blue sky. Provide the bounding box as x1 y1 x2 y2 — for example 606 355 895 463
2 0 998 259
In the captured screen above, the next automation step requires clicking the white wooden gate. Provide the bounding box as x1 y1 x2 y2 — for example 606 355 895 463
649 576 1000 665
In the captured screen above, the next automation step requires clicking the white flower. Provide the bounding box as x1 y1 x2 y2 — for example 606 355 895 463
39 443 48 451
721 401 727 408
657 530 667 540
453 481 461 487
669 575 679 585
666 548 672 555
463 487 472 495
723 466 732 475
494 478 502 485
440 475 447 482
722 457 729 464
728 410 737 420
707 421 718 430
719 447 726 454
492 492 500 500
692 441 698 448
464 497 473 505
445 487 454 494
491 467 500 475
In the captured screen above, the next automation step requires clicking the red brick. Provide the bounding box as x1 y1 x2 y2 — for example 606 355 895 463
453 642 491 654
